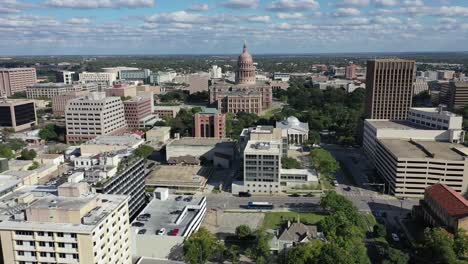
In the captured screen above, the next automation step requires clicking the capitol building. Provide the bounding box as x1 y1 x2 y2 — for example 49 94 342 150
209 42 273 114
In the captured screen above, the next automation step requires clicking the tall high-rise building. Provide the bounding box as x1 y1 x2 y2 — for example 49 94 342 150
65 92 127 144
0 183 132 264
0 68 37 97
365 59 416 120
346 64 357 79
440 81 468 110
194 108 226 139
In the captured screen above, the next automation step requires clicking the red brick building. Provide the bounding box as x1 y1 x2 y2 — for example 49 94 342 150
123 97 153 129
413 184 468 233
194 108 226 139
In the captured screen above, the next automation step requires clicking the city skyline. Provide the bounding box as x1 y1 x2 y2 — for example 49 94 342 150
0 0 468 55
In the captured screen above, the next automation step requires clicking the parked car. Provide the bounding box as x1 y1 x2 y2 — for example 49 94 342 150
141 213 151 218
183 196 193 202
175 196 182 201
169 228 180 236
391 233 400 242
138 229 147 234
156 228 166 236
132 222 144 227
289 193 301 197
238 192 251 197
333 180 339 187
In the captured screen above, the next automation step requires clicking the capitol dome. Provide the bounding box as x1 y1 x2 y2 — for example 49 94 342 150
286 116 300 126
235 41 256 85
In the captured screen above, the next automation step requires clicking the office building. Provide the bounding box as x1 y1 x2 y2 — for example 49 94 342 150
414 78 429 95
239 126 287 157
52 90 90 116
123 97 157 129
346 64 357 79
120 69 152 83
0 68 37 97
75 151 146 219
209 42 273 114
154 106 180 119
80 134 144 156
26 82 96 99
365 59 416 120
56 71 76 85
102 66 139 79
273 73 290 82
438 70 455 80
194 108 226 139
105 83 137 98
0 183 132 264
65 92 127 144
210 65 222 79
0 99 37 132
413 184 468 233
146 126 171 144
79 72 117 90
440 81 468 110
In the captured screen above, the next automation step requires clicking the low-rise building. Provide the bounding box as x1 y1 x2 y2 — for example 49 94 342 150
154 106 181 119
146 126 171 144
123 97 155 129
276 116 309 147
166 137 236 162
0 99 37 132
80 134 144 156
145 165 212 191
105 83 137 98
79 71 117 90
413 184 468 233
26 82 96 99
132 192 206 259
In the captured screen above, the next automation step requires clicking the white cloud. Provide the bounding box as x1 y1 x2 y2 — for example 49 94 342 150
438 17 456 24
222 0 259 9
66 18 91 24
437 6 468 17
334 0 370 7
340 17 370 25
46 0 154 9
373 0 399 7
333 8 361 16
147 11 204 24
247 16 271 23
373 16 401 24
266 0 320 12
277 12 304 19
402 0 423 6
187 4 210 12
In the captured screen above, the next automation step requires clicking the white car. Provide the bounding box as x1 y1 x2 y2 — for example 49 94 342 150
156 228 166 236
333 180 339 187
391 233 400 242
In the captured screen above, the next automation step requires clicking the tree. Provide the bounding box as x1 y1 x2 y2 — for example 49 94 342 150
39 124 58 141
382 246 410 264
373 223 387 238
134 145 154 159
6 138 26 151
419 227 457 264
309 149 339 179
28 161 40 170
0 145 14 160
454 229 468 258
318 243 353 264
286 240 323 264
224 245 240 264
235 225 252 239
20 149 37 160
183 227 223 264
281 157 302 169
247 228 272 263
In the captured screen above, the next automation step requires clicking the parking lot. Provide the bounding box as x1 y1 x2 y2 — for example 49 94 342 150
202 211 264 238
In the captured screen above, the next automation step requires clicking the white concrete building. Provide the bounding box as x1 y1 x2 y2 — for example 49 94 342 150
0 183 132 264
65 92 127 144
26 82 97 99
273 73 290 82
210 65 222 79
414 78 429 95
102 67 139 79
276 116 309 147
79 72 117 89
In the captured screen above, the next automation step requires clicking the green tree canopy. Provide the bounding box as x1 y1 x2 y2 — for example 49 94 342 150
310 149 339 179
454 229 468 258
39 124 58 141
6 138 26 151
20 149 37 160
183 227 223 264
285 240 323 264
373 223 387 238
235 225 252 239
134 145 154 159
281 157 302 169
419 227 457 264
0 145 14 160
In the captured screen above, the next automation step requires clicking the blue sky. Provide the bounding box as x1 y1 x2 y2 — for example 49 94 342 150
0 0 467 55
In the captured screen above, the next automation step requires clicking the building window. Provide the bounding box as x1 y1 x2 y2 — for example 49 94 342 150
16 241 23 245
59 253 66 258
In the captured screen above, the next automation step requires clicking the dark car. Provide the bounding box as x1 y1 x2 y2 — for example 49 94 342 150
132 222 144 227
289 193 301 197
238 192 251 197
138 229 147 234
141 213 151 218
344 186 352 191
183 196 193 202
175 196 182 201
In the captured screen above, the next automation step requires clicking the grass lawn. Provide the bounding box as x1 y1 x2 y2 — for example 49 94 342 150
362 212 377 226
262 212 326 230
261 108 282 119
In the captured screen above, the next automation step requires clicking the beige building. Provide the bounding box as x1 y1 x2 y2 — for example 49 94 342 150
0 68 37 97
0 183 131 264
52 90 90 116
0 99 37 132
80 134 144 156
26 83 96 99
365 59 416 120
79 72 117 90
373 139 468 197
65 92 127 144
146 126 171 144
154 106 181 119
440 81 468 110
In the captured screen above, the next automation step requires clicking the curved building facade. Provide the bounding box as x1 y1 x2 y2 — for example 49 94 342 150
235 42 256 85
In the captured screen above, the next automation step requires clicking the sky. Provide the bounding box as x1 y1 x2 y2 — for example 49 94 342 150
0 0 468 55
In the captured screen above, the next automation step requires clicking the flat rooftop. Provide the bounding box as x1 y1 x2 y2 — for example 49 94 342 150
132 194 205 237
84 134 143 146
168 137 232 147
366 120 427 130
145 165 211 189
379 139 467 161
244 140 281 155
